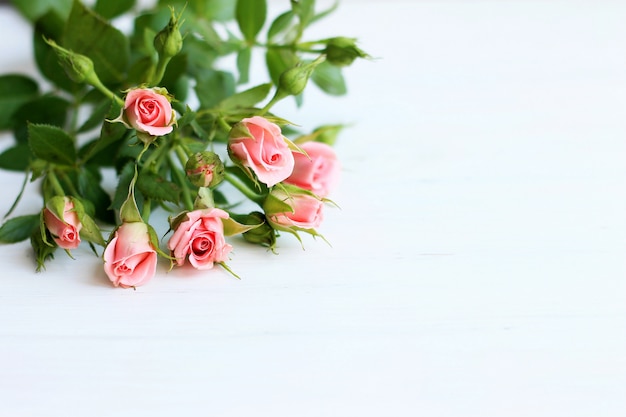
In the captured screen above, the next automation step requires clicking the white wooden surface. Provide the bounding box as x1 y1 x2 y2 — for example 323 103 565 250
1 1 625 416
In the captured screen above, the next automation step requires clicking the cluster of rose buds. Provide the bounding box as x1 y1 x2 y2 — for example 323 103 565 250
40 87 340 288
0 1 366 289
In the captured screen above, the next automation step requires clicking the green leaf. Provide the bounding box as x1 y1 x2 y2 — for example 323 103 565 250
63 0 130 85
34 11 82 93
218 83 272 111
81 101 126 164
77 168 115 224
265 48 298 86
267 10 295 41
161 54 189 101
28 123 77 166
11 0 73 22
136 171 181 204
236 48 251 85
12 95 70 143
111 162 136 211
0 214 41 243
0 75 39 130
0 143 33 172
159 0 235 22
311 61 347 96
294 124 345 146
195 70 235 109
291 0 315 28
311 1 339 25
77 98 111 133
94 0 136 20
236 0 267 43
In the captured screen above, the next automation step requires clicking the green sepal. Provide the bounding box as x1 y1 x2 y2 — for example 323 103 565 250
119 164 143 223
283 135 306 156
262 188 296 215
70 197 106 247
217 261 240 279
228 120 254 140
193 187 215 210
221 215 262 237
147 221 173 259
45 196 69 220
168 211 189 233
31 225 57 272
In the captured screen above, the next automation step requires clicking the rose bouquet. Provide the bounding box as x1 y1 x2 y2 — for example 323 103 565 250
0 0 367 287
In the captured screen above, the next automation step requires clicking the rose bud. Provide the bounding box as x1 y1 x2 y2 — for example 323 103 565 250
103 222 158 288
228 116 295 187
276 55 325 98
284 141 340 197
241 211 277 248
44 38 100 85
185 151 225 188
324 37 369 67
112 87 176 143
264 188 324 231
168 208 232 270
42 196 82 250
154 8 183 60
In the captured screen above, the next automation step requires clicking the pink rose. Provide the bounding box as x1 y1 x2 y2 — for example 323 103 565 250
168 208 232 270
42 197 82 250
104 222 158 288
266 190 324 230
123 87 174 137
284 141 340 197
228 116 295 187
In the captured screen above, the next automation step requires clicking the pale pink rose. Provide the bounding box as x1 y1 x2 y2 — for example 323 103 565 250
228 116 295 187
104 222 157 288
268 191 324 230
42 197 82 250
168 208 232 270
284 141 340 197
124 88 174 136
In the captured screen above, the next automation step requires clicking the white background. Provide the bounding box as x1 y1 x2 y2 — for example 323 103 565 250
1 1 625 416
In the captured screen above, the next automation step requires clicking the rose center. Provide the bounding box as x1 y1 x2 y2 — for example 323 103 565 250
139 99 158 118
114 263 132 276
191 236 214 256
62 227 77 241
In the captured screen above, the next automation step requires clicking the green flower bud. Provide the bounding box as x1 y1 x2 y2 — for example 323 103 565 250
324 37 369 67
276 55 326 98
154 7 183 60
44 38 100 85
185 151 225 188
241 211 276 249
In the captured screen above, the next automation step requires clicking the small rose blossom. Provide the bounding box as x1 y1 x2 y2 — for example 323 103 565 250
123 87 174 137
284 141 340 197
228 116 295 187
104 222 157 288
168 208 232 270
267 191 324 230
42 197 82 250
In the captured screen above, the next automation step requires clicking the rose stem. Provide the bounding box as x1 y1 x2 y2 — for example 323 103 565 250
46 170 66 197
170 151 194 212
223 172 264 206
